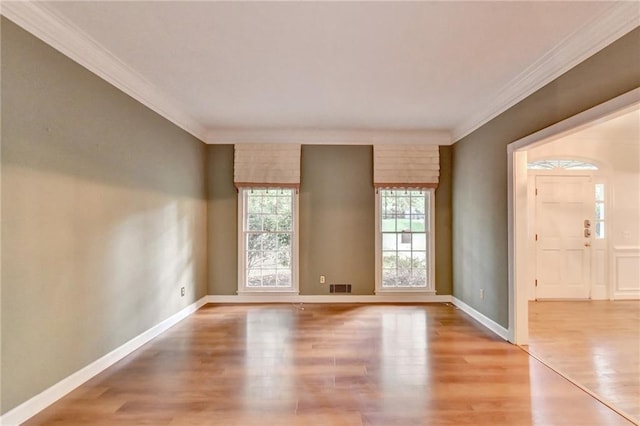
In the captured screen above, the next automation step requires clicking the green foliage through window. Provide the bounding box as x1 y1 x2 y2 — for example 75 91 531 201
244 189 293 287
380 189 429 288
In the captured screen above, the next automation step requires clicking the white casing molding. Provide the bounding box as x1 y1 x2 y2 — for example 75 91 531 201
205 128 452 146
0 1 207 142
451 297 509 341
453 2 640 141
0 297 208 426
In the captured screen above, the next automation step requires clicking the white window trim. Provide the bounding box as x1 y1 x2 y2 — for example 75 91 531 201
237 188 300 295
375 188 436 295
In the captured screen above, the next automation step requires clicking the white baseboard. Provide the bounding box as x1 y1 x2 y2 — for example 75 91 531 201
451 297 509 341
0 296 208 426
207 294 452 304
613 291 640 300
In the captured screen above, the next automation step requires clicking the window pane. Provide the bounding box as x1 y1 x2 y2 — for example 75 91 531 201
412 251 426 266
595 184 604 201
381 217 396 232
595 202 604 221
397 251 412 268
248 196 263 213
278 249 291 267
263 215 277 232
412 233 426 250
383 252 397 269
261 252 277 269
247 272 262 287
276 196 291 215
596 221 605 239
277 214 292 231
262 234 278 251
277 271 291 287
400 232 412 245
247 214 262 231
382 234 397 250
410 269 426 287
262 269 277 286
382 271 397 288
262 196 277 213
247 251 264 268
410 215 425 232
247 234 262 251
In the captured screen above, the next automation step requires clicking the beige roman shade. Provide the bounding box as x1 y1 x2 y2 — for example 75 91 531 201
373 145 440 188
234 144 301 189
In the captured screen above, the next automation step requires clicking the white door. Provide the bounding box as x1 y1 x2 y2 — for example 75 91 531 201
535 175 593 299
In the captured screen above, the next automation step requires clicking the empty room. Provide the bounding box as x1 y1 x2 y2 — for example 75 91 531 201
1 2 639 425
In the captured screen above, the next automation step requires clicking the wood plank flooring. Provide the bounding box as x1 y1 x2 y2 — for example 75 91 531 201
526 300 640 424
25 303 633 425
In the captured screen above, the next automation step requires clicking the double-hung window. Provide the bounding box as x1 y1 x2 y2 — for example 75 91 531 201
234 143 301 295
238 188 298 293
376 188 435 293
372 144 439 294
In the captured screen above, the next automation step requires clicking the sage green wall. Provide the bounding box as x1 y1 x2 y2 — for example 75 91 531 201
1 18 207 414
299 146 375 294
435 146 453 296
206 145 237 295
452 28 640 327
205 144 453 296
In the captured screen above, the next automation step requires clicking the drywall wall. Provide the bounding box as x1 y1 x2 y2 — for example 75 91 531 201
435 146 453 295
299 145 376 294
452 27 640 327
1 18 207 413
206 144 237 295
206 144 454 296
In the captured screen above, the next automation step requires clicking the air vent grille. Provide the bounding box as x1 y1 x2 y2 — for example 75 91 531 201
329 284 352 294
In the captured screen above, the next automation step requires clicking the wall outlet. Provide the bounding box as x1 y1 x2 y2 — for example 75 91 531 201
181 286 185 297
480 289 485 300
320 275 326 284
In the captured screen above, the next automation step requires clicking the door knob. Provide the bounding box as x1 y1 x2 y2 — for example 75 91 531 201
584 228 591 238
584 242 591 247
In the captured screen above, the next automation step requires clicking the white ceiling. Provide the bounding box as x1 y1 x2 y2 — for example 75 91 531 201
3 1 639 144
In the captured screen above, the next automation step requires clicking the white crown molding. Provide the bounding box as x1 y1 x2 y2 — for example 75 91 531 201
453 2 640 142
1 1 207 142
3 2 635 146
205 127 452 145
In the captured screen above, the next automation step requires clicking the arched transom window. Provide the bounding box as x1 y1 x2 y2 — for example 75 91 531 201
527 159 598 170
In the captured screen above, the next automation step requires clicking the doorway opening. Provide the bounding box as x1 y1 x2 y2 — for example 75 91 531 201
508 88 640 423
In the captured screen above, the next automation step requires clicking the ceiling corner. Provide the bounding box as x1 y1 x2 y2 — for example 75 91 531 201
1 1 207 142
451 1 640 143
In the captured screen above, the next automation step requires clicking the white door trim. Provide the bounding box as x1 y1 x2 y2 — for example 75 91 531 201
507 87 640 344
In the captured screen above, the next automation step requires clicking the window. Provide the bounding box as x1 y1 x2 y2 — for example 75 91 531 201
238 188 298 293
527 159 598 170
376 189 435 293
595 183 605 239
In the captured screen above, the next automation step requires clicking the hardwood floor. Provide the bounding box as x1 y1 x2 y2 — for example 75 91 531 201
25 303 633 425
526 300 640 424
